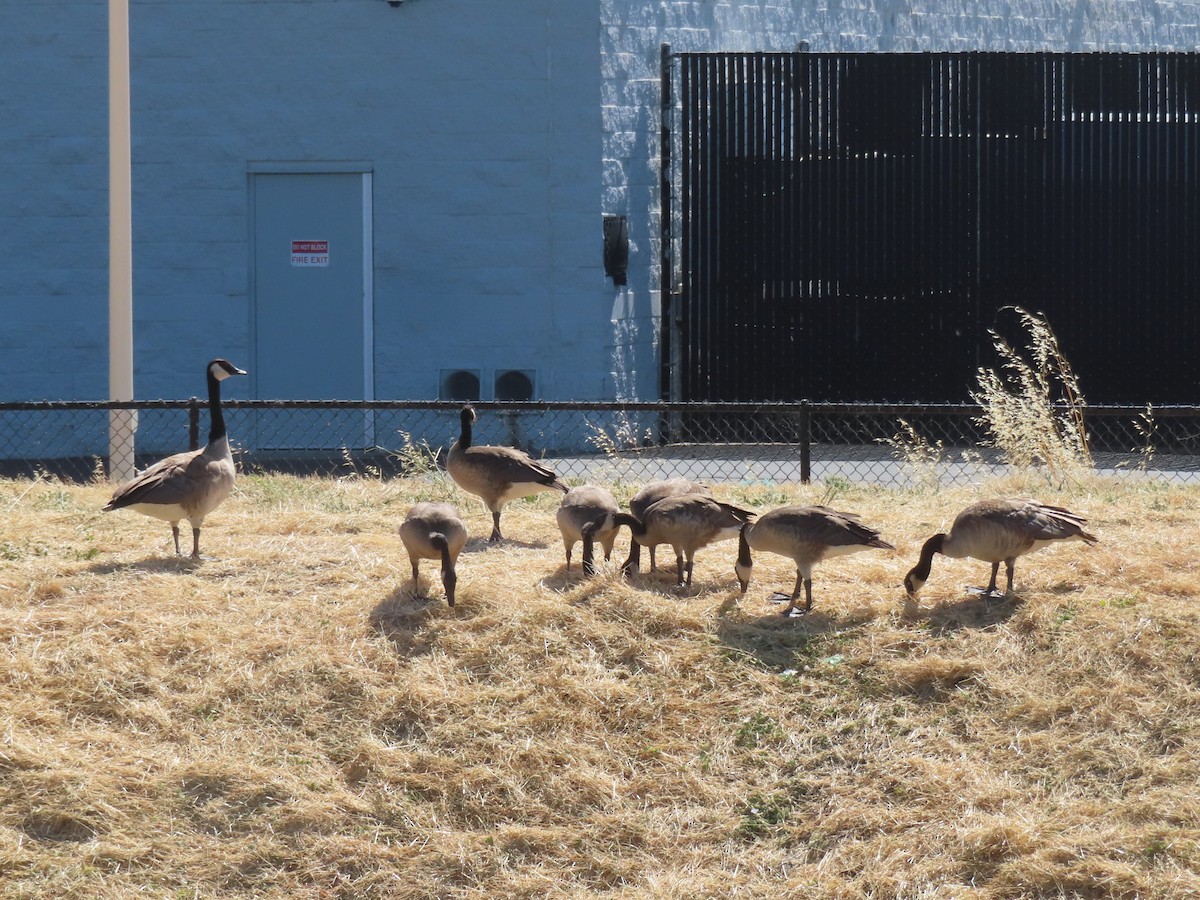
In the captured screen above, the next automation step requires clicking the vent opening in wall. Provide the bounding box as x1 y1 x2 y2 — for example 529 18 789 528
441 369 481 402
495 370 535 402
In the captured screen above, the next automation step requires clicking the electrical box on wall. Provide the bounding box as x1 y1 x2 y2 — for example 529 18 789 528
603 215 629 286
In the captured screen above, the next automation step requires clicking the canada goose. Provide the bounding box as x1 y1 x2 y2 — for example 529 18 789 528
734 505 894 616
102 358 246 558
399 502 468 607
621 478 713 574
615 495 754 589
446 406 568 542
903 498 1099 598
556 485 620 573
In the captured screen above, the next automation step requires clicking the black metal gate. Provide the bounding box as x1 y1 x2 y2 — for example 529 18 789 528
666 51 1200 403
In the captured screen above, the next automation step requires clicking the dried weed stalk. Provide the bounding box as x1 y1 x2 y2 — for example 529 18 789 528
971 307 1092 485
1132 403 1157 471
878 418 947 492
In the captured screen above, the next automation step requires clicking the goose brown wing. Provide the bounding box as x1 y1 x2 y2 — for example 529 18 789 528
1017 501 1096 542
465 445 564 487
781 506 891 548
714 501 755 524
103 449 203 510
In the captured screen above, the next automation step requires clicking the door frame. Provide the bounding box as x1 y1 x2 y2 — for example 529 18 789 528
246 162 375 404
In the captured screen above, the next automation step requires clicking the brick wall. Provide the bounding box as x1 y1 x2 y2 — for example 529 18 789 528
3 1 1198 407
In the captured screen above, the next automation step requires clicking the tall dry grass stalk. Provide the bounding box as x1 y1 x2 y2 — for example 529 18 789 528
972 307 1092 485
0 473 1198 898
879 418 950 491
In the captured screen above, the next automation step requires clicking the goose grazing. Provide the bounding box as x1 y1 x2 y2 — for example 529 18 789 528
622 478 713 574
556 485 620 573
735 505 894 616
102 358 246 558
904 498 1099 599
615 494 754 589
399 502 468 607
446 405 569 542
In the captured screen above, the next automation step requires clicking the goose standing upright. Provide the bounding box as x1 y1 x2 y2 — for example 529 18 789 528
615 494 754 589
735 505 894 616
399 502 468 607
446 405 568 542
556 485 620 573
103 358 246 558
903 498 1099 598
621 478 713 574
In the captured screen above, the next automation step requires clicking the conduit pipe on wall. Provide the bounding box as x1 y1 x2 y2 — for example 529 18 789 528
108 0 136 482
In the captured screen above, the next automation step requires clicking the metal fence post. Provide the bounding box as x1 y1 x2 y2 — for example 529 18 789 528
799 399 811 484
188 398 201 451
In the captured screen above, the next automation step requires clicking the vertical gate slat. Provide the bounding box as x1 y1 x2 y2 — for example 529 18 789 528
673 49 1200 405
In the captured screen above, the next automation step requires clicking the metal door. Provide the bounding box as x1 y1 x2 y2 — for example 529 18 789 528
250 172 373 449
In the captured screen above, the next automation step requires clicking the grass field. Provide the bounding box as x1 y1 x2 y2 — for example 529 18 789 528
1 470 1198 898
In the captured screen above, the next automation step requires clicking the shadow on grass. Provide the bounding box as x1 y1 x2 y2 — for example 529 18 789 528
460 536 550 554
85 555 203 575
539 566 604 593
901 590 1024 633
368 585 451 659
714 596 867 671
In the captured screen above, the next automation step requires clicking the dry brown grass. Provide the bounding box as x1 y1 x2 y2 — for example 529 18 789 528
1 471 1199 898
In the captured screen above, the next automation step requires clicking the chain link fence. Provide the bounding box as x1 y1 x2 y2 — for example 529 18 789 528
0 400 1196 486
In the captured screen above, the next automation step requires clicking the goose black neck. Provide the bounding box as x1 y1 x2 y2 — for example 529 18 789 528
737 522 752 569
581 522 596 575
612 512 645 538
914 533 946 580
430 533 451 571
207 366 226 444
459 408 474 449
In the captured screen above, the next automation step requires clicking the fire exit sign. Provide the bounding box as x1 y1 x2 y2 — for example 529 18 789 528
291 240 329 267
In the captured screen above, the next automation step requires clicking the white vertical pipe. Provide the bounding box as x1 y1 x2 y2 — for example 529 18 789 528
108 0 136 482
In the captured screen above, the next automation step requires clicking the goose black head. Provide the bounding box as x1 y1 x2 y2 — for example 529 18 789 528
903 570 925 597
208 358 247 381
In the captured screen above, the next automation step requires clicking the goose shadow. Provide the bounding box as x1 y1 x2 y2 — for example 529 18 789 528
900 589 1024 633
539 565 606 593
368 584 456 658
85 555 204 576
715 601 854 671
460 536 549 554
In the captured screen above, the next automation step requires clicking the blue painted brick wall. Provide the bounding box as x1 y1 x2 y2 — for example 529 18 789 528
4 0 1199 411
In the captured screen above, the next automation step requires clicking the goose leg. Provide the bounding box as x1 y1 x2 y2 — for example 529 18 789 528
984 561 1001 596
684 554 695 588
621 541 641 577
171 524 182 556
781 575 815 616
489 511 502 543
410 560 420 595
190 528 203 559
1004 558 1016 595
649 546 658 572
675 554 686 588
